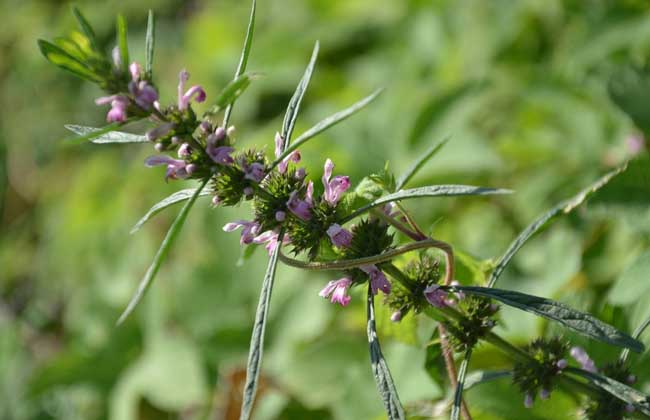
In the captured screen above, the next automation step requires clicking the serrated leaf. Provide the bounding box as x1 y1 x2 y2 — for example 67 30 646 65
145 10 155 80
408 82 485 147
72 7 98 52
367 288 405 420
37 39 100 82
487 165 625 288
205 74 255 117
279 42 319 152
130 188 213 234
223 0 256 127
239 231 283 420
116 179 208 325
445 286 644 353
396 136 450 191
566 367 650 415
273 89 383 167
451 349 472 420
116 14 129 74
64 124 147 144
341 185 512 223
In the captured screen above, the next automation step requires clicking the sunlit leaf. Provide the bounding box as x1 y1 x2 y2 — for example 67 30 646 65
72 7 99 52
64 124 147 144
130 188 213 234
37 39 100 82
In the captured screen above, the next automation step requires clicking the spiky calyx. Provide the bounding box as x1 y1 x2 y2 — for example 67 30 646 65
583 361 635 420
212 149 266 206
253 168 305 231
386 254 441 315
512 337 569 403
443 296 499 352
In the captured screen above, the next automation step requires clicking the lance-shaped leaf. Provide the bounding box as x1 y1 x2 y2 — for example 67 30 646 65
395 136 450 191
239 232 283 420
116 15 129 74
116 179 208 325
451 349 472 420
487 166 626 288
341 185 512 223
463 370 511 391
37 40 100 82
223 0 256 127
205 73 256 117
64 124 147 144
279 42 319 152
566 367 650 416
272 89 383 168
621 315 650 362
72 7 99 52
145 10 155 80
367 288 405 420
442 286 644 353
130 188 213 234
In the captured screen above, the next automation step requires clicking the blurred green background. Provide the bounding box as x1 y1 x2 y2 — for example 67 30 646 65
2 0 650 419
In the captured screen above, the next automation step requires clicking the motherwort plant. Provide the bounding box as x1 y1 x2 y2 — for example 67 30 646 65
40 2 650 419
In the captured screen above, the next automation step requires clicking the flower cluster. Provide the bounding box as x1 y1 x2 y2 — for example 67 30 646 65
582 360 636 419
442 296 500 352
512 338 569 408
386 254 442 319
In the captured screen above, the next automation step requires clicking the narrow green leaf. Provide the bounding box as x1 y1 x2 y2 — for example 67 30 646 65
280 41 319 152
223 0 256 127
72 7 99 52
205 74 255 117
37 39 100 82
130 188 213 234
53 37 88 63
621 315 650 362
341 185 512 223
61 121 135 144
451 349 472 420
64 124 147 144
239 231 283 420
367 287 405 420
145 10 155 80
444 286 644 353
488 165 626 288
566 367 650 416
116 14 129 74
395 136 450 191
116 179 208 325
463 370 511 391
272 88 383 168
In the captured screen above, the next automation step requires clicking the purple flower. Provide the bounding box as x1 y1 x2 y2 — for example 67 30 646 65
178 143 192 158
570 346 597 373
177 69 206 111
556 359 568 370
223 220 261 245
243 162 266 183
360 264 391 295
626 134 645 155
253 230 290 255
278 150 301 174
275 211 286 222
287 190 312 220
129 62 142 81
144 155 189 181
326 224 353 248
95 95 128 123
206 130 234 165
274 132 284 159
322 159 350 206
129 80 158 109
424 284 448 308
305 181 314 205
319 277 353 306
539 389 550 400
146 122 174 142
524 393 534 408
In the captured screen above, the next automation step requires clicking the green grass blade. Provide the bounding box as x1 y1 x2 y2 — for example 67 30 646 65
116 178 208 325
145 10 155 80
72 7 99 52
272 88 383 168
280 42 319 152
487 165 626 288
341 185 512 223
367 288 405 420
223 0 256 127
445 286 644 352
239 231 284 420
396 136 450 191
116 14 129 74
130 188 212 234
451 349 472 420
566 367 650 416
64 124 147 144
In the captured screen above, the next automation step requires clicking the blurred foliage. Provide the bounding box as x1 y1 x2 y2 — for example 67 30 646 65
1 0 650 419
